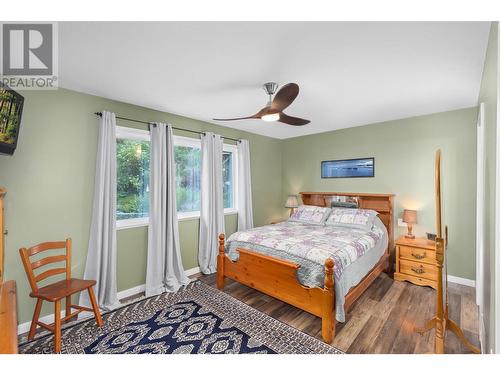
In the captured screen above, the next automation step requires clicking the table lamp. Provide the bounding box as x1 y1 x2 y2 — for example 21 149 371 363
285 195 299 217
403 209 417 239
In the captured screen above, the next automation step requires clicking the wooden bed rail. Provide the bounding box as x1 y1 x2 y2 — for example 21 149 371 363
217 233 336 342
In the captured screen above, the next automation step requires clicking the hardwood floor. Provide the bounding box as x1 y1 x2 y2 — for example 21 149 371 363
198 272 480 354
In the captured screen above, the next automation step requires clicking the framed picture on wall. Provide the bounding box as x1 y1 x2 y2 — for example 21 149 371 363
321 157 375 178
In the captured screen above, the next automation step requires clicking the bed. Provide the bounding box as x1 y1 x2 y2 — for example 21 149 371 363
216 192 395 343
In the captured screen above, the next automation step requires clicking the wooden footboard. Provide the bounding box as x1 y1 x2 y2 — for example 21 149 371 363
217 234 336 343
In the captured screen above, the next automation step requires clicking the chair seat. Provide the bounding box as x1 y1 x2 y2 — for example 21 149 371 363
30 278 96 302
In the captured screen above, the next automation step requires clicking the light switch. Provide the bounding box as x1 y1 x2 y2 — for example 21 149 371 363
397 218 408 227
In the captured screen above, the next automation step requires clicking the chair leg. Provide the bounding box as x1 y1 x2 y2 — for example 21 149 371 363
28 299 43 340
65 295 72 318
87 287 103 327
54 299 61 353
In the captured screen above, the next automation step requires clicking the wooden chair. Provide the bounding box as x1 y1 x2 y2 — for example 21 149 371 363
19 238 103 353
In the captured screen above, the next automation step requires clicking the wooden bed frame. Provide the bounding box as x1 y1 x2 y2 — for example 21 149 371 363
217 192 395 343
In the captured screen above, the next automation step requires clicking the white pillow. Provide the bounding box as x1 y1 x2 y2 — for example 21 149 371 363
288 205 331 225
325 207 377 231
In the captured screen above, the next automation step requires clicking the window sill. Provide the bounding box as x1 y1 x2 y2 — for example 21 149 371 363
116 218 149 230
178 211 201 222
178 209 238 222
117 209 239 229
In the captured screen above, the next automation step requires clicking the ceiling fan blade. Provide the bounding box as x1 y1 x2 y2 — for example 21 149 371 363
213 106 269 122
271 83 299 112
212 116 256 121
278 113 310 126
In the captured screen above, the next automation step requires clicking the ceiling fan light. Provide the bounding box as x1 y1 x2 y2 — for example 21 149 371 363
262 113 280 122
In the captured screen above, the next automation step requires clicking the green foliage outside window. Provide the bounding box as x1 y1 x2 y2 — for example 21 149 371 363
116 138 235 221
223 152 233 209
116 139 150 220
174 145 201 212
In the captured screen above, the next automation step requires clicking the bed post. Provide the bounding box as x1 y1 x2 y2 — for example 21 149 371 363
217 234 225 289
322 257 335 344
384 247 391 274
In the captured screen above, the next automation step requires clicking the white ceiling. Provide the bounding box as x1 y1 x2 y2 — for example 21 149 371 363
59 22 490 139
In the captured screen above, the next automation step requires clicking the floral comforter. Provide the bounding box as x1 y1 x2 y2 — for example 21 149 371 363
225 221 384 287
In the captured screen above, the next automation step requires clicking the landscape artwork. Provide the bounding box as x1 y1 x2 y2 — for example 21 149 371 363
0 82 24 153
321 157 375 178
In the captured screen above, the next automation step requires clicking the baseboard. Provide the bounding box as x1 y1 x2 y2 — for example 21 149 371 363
447 275 476 287
185 266 200 277
18 266 202 335
18 312 53 336
116 284 146 300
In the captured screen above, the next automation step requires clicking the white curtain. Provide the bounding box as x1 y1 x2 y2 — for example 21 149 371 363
146 123 190 296
80 111 120 310
198 132 225 274
237 139 254 231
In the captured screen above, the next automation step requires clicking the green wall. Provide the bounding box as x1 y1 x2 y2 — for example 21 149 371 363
478 21 497 354
0 88 283 324
282 107 478 280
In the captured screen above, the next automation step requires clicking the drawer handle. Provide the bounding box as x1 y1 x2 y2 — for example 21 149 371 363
411 266 425 274
411 252 425 260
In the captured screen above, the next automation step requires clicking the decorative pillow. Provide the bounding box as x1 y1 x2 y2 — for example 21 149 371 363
325 207 377 231
330 195 359 208
331 201 358 208
288 205 331 225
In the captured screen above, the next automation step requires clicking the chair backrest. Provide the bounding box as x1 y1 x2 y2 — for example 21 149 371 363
19 239 72 294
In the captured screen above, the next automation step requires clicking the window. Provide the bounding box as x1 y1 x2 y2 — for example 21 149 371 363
174 137 201 214
115 129 238 228
223 146 237 211
174 136 238 220
116 127 150 229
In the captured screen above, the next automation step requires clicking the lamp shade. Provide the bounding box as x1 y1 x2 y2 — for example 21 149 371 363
402 209 417 224
285 194 299 208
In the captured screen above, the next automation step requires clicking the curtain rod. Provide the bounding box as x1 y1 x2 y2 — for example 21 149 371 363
94 112 240 143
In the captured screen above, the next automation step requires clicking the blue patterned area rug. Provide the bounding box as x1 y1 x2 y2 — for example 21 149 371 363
19 281 342 354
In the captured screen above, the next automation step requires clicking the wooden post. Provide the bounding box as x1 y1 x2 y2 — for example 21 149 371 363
88 286 103 327
28 299 42 340
65 238 72 279
384 247 392 274
217 234 225 289
54 299 61 353
322 257 335 344
434 237 445 354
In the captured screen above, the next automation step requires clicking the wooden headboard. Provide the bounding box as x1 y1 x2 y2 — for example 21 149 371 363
300 192 395 251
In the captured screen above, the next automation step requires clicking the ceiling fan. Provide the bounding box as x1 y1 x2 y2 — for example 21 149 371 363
213 82 310 126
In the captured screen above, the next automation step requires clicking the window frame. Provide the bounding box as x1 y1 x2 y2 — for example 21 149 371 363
115 128 239 230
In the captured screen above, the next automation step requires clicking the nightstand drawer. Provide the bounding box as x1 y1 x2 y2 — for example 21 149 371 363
399 259 438 281
399 245 436 264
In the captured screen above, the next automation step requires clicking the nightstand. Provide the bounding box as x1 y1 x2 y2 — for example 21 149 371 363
394 236 438 289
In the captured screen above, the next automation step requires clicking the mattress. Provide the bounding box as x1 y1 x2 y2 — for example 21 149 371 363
225 217 388 322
